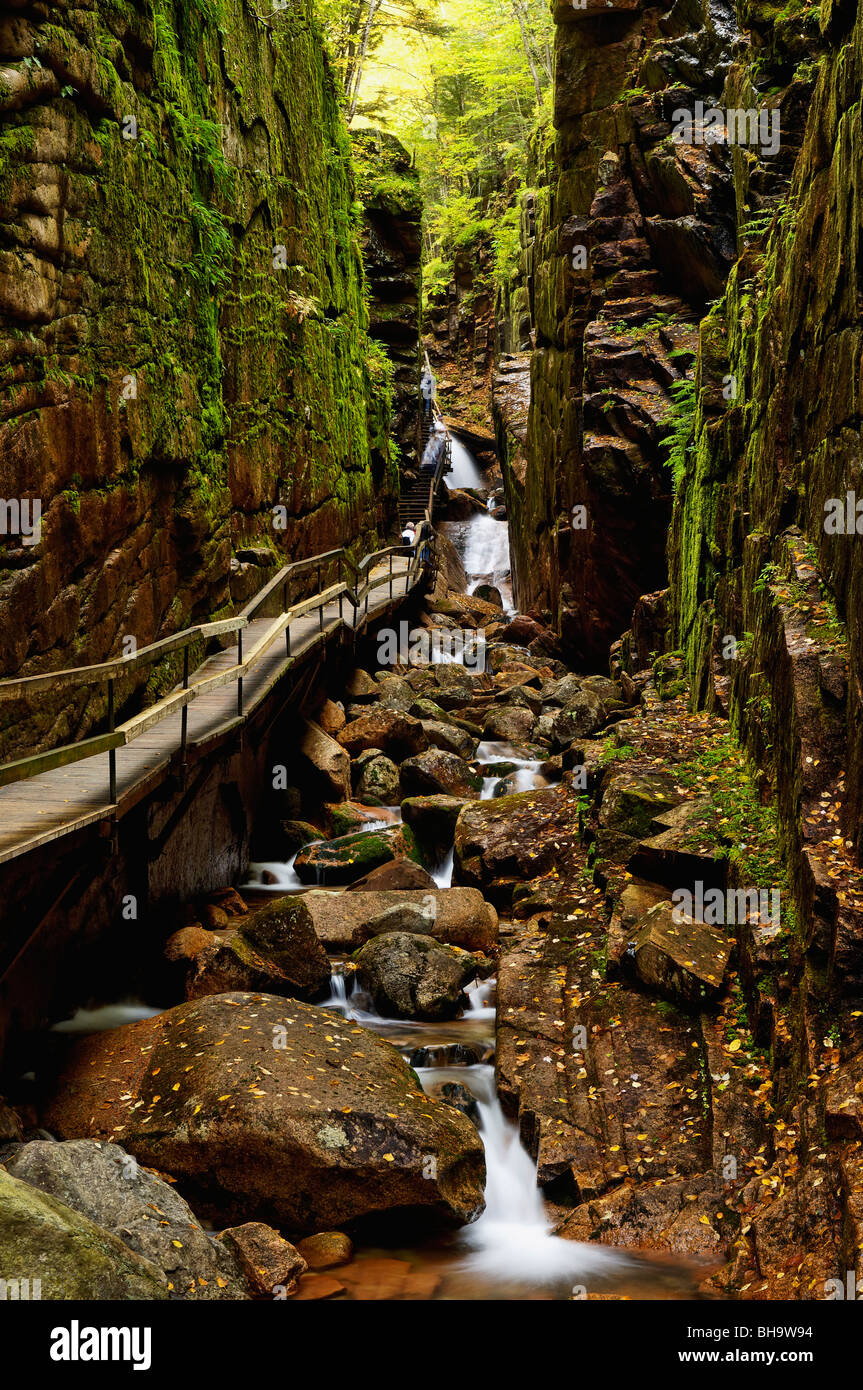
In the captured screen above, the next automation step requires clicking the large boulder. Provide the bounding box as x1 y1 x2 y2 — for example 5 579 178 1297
338 711 427 760
302 888 498 952
294 825 421 886
454 787 580 903
353 752 400 805
551 690 608 746
481 706 536 743
4 1139 247 1299
346 858 437 892
421 720 477 760
186 898 331 1002
401 794 465 856
300 721 351 801
0 1168 168 1300
399 750 482 800
40 994 486 1235
355 933 477 1021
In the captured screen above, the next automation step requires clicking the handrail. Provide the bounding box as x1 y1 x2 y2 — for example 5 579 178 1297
0 517 439 806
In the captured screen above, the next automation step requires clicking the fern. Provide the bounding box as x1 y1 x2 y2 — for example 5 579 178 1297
661 378 697 491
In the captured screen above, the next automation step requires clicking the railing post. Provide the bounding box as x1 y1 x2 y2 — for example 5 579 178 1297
237 627 244 717
389 551 393 602
318 563 324 632
107 677 117 804
338 556 343 619
180 643 190 772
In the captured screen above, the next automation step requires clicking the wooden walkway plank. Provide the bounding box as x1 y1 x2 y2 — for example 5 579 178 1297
0 554 419 865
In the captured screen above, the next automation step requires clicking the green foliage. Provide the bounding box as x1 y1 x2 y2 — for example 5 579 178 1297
661 378 697 491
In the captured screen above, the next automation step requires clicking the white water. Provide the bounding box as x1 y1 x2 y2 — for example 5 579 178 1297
431 847 454 888
417 1062 628 1291
51 1000 165 1033
476 740 544 799
448 437 486 491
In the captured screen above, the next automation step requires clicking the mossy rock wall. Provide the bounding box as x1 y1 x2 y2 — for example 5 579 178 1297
668 0 862 861
0 0 396 757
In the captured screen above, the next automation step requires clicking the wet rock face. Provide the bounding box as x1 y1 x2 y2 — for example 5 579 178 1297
0 0 395 758
40 992 487 1235
500 0 736 666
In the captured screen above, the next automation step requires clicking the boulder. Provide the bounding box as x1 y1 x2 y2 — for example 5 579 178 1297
276 820 323 855
165 926 215 964
399 750 482 800
0 1167 168 1300
345 669 379 701
303 887 498 952
296 1231 354 1270
346 858 436 892
421 720 477 760
454 787 578 903
401 794 465 855
496 683 543 714
317 698 346 737
598 771 682 840
40 993 486 1235
338 711 427 760
186 898 331 1002
629 901 732 1006
294 825 421 886
353 753 400 805
482 706 536 743
324 801 390 838
355 933 477 1021
472 584 503 608
300 721 351 801
375 675 416 712
551 691 607 746
5 1139 246 1299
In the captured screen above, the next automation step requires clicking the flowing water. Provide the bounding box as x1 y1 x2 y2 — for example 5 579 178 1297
447 437 486 490
38 425 701 1299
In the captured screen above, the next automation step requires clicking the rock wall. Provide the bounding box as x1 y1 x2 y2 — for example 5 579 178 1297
0 0 396 758
667 0 863 990
503 0 740 666
350 129 422 472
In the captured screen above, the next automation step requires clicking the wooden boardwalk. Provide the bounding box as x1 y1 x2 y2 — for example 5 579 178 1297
0 554 417 867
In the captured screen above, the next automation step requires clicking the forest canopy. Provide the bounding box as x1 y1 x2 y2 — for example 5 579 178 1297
314 0 553 290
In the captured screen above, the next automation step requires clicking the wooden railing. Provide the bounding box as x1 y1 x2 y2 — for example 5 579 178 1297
0 519 437 806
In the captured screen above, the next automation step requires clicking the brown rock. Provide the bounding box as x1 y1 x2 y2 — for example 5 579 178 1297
164 926 216 963
296 1231 354 1270
318 698 347 736
201 903 230 930
40 993 486 1235
300 720 352 802
289 1272 346 1300
338 710 428 760
346 857 437 892
221 1222 306 1296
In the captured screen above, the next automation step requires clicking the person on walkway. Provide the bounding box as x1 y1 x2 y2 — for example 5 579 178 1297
401 521 417 547
420 368 435 418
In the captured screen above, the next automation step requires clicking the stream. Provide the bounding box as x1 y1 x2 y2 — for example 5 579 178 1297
40 435 698 1301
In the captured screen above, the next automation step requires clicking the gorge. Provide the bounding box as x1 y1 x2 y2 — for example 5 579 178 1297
0 0 861 1333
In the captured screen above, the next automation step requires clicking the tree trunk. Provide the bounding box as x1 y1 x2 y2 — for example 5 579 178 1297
347 0 381 122
510 0 543 107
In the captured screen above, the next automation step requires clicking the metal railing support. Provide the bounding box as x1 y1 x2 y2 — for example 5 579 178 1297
237 628 244 716
107 678 117 803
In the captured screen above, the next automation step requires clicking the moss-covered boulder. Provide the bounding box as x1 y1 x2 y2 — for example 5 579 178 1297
0 1168 168 1301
